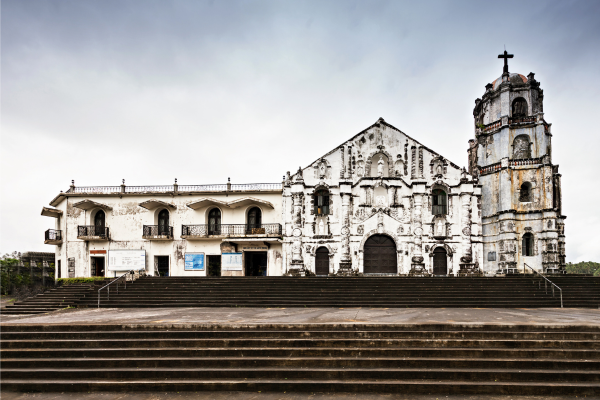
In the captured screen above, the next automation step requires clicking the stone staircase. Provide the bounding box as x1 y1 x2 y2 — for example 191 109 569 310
1 284 99 315
1 323 598 395
76 276 600 309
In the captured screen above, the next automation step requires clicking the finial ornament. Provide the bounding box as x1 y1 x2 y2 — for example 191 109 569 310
122 179 125 185
174 178 177 184
498 50 514 74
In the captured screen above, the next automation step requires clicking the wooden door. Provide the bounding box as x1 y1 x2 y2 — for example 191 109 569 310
433 247 447 275
363 235 397 274
315 247 329 276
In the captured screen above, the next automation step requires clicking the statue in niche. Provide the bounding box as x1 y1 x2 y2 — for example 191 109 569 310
377 156 385 177
394 155 403 176
318 219 326 235
436 163 443 176
357 165 364 177
318 161 327 178
436 219 445 237
375 195 386 207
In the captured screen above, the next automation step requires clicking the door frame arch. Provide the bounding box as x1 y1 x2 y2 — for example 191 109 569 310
428 244 454 275
361 233 398 275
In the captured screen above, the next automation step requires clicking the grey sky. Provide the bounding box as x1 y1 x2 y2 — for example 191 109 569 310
2 0 599 262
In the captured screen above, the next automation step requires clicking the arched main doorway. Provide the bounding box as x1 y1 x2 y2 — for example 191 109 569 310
315 247 329 276
433 247 448 275
363 235 397 274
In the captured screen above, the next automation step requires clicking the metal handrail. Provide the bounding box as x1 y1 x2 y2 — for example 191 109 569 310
98 270 136 308
524 263 563 308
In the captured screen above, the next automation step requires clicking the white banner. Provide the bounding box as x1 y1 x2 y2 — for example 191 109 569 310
108 250 146 271
222 252 243 271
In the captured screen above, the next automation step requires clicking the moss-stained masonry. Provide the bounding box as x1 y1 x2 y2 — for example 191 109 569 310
471 70 565 274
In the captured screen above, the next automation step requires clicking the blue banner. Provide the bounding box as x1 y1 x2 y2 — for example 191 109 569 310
185 253 205 271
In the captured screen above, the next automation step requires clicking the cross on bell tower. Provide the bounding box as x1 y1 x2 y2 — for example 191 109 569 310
498 50 514 74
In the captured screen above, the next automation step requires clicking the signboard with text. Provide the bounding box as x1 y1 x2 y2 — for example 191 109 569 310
222 252 243 271
185 253 205 271
108 250 146 271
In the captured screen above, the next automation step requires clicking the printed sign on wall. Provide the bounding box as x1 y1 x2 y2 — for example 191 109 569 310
185 253 205 271
222 252 243 271
108 250 146 271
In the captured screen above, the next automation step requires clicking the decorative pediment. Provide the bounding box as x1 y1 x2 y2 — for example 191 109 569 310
41 207 63 218
186 198 229 210
73 200 113 211
139 199 176 210
227 197 274 209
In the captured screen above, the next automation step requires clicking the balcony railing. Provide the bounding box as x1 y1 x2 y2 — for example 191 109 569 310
181 223 283 237
67 183 282 194
480 119 501 134
479 162 501 175
45 229 63 242
77 225 109 238
509 157 543 167
142 225 174 238
509 115 536 125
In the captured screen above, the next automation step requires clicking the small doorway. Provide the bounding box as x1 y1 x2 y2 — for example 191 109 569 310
91 257 105 277
207 255 221 277
247 207 262 234
315 247 329 276
156 256 169 276
94 210 105 236
433 247 448 275
158 209 170 235
245 252 268 276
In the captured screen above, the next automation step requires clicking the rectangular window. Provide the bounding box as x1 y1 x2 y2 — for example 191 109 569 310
487 252 496 261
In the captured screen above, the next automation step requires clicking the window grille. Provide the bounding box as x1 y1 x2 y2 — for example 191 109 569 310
432 189 448 215
314 190 329 216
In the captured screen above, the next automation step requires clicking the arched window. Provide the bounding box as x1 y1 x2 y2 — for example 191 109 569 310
208 208 221 235
512 98 528 117
247 207 262 234
94 210 105 236
522 233 534 257
158 209 170 235
432 189 448 215
314 190 329 216
519 182 532 202
512 134 531 160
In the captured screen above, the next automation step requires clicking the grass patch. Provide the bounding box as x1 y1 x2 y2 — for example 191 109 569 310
57 277 107 285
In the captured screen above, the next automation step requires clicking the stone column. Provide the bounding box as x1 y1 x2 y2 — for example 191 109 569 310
458 193 478 276
289 169 306 275
338 182 353 274
409 194 426 276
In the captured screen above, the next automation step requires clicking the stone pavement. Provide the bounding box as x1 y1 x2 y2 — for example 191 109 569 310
1 306 599 327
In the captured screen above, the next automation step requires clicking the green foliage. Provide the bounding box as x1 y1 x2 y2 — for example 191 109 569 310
57 277 107 285
566 261 600 276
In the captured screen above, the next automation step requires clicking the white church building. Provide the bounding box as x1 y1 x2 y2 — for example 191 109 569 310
41 54 566 279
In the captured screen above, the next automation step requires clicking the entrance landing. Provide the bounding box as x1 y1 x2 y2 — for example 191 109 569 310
2 306 599 327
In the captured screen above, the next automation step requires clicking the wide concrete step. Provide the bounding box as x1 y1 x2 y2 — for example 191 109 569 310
4 347 597 359
3 367 600 382
3 338 598 349
3 356 599 370
4 329 596 340
1 378 598 395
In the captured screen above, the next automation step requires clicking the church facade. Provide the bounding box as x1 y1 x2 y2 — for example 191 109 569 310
41 54 566 278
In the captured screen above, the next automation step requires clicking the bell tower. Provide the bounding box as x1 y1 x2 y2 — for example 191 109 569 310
468 51 565 275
